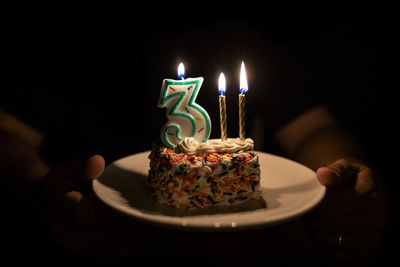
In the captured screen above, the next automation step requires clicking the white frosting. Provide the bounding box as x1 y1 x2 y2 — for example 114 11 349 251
178 137 254 155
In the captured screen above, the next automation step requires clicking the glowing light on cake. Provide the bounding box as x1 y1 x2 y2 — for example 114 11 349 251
177 62 185 80
218 72 228 140
239 61 248 94
218 72 226 95
239 61 248 140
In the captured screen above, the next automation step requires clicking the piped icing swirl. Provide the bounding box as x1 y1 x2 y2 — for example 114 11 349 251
177 137 254 155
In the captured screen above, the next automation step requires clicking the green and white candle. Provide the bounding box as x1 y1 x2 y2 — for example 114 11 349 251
158 63 211 148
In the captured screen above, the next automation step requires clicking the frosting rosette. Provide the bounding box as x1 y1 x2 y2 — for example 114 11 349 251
176 136 200 155
178 137 254 155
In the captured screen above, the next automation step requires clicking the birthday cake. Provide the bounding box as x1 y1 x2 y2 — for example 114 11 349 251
148 137 261 208
148 62 261 208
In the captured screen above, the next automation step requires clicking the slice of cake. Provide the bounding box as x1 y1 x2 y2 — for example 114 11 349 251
148 137 261 208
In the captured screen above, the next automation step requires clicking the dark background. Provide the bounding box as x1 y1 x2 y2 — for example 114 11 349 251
2 2 398 159
1 1 398 264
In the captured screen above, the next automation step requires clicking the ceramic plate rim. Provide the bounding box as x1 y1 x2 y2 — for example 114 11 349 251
93 151 325 229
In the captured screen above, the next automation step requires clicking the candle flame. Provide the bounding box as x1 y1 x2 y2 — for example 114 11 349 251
178 63 185 79
239 61 248 94
218 72 226 95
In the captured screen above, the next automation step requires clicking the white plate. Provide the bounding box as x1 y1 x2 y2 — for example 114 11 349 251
93 151 325 229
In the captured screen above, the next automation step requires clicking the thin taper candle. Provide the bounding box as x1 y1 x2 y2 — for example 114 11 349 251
239 93 245 140
239 61 248 141
218 73 228 140
219 95 227 140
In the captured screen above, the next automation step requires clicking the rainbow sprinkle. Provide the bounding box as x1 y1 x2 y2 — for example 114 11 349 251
148 145 261 209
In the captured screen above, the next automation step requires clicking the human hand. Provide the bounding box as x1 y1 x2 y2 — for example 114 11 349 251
307 159 387 263
40 155 161 260
41 155 113 253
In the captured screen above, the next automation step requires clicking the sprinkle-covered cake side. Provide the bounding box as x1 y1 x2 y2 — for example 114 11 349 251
148 145 261 208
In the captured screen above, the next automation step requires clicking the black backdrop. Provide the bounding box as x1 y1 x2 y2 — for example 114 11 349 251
1 1 398 264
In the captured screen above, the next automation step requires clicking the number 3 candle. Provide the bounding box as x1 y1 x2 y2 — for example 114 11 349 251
158 63 211 148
